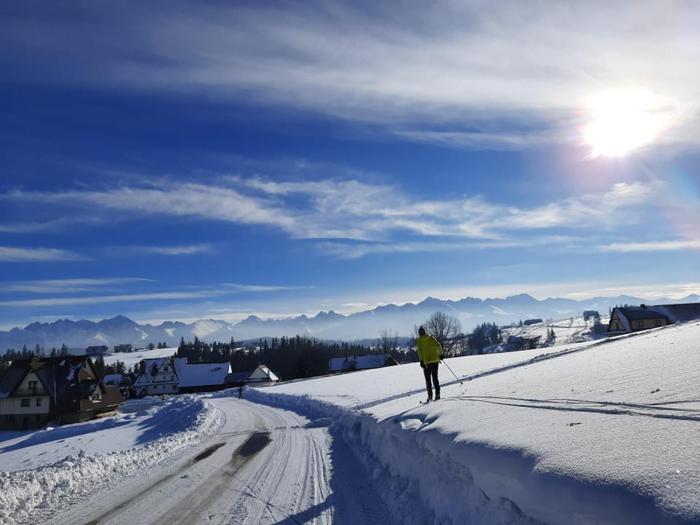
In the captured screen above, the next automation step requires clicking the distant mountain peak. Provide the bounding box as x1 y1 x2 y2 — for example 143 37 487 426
3 292 700 351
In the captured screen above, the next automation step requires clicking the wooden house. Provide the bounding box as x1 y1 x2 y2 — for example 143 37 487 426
608 302 700 335
0 356 122 429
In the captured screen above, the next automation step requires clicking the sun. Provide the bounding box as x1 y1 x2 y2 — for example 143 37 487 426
584 89 667 157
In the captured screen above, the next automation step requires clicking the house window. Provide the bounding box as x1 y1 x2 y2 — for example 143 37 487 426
35 398 41 407
28 380 37 391
5 415 14 423
21 399 30 407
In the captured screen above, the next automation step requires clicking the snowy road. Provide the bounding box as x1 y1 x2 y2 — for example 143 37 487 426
48 397 392 525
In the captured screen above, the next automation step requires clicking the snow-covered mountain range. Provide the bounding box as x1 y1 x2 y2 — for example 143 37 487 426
2 293 698 351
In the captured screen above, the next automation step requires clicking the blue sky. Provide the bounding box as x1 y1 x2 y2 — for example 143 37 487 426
1 1 699 328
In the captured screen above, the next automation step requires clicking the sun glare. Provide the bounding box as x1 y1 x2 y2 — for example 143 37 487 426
584 89 667 158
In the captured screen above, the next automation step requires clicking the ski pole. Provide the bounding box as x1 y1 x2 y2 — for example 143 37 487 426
441 358 462 385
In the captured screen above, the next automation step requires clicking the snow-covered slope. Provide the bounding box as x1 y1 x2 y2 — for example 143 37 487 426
498 315 610 349
251 321 700 524
103 346 178 368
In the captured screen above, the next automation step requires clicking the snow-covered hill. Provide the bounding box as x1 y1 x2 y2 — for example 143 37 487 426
2 294 698 350
494 314 610 351
252 321 700 524
102 346 178 368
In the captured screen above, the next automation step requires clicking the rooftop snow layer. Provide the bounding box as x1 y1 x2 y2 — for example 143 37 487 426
252 321 700 524
173 358 231 388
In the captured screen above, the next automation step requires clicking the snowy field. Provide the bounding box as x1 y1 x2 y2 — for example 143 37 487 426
1 323 698 524
500 315 609 347
102 346 177 368
253 321 700 524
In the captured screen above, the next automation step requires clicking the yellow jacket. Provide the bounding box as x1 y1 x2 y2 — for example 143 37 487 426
416 335 442 364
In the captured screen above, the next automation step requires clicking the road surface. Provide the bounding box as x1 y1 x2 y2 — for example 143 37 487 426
48 397 393 525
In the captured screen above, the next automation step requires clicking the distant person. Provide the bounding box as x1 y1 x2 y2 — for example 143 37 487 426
238 385 244 399
416 326 442 402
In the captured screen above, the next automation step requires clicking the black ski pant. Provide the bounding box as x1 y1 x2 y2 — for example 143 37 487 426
423 362 440 399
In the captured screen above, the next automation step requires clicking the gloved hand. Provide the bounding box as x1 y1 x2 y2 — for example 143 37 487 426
419 361 425 369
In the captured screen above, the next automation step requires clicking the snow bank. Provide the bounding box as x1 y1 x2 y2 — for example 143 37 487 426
248 322 700 525
0 396 223 525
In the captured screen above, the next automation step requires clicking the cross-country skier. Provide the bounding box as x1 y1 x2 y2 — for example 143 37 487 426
416 326 442 402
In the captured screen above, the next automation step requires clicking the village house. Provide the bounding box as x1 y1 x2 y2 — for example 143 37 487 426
85 345 109 356
0 356 122 430
132 356 233 396
225 364 280 387
173 357 231 393
132 357 179 397
246 364 280 384
328 354 399 373
608 303 700 335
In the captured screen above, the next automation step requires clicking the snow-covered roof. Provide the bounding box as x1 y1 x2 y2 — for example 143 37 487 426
102 373 123 385
654 303 700 323
133 357 174 385
173 357 231 388
329 354 390 372
248 365 279 382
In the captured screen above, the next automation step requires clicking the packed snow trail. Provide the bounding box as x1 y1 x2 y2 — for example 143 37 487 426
48 397 392 525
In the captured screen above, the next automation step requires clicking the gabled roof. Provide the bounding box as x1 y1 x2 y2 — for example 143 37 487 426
0 360 31 399
248 365 279 382
174 358 230 388
614 306 668 322
655 303 700 323
0 356 103 410
133 357 176 385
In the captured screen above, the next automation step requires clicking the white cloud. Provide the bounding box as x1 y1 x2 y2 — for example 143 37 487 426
3 2 698 149
136 244 213 255
599 239 700 253
0 290 223 308
0 246 84 262
222 283 313 293
0 278 153 293
1 177 657 253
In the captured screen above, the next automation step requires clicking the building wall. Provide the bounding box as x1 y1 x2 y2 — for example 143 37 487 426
0 372 51 429
631 318 666 331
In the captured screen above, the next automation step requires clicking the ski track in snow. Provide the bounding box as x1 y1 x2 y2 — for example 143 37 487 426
249 322 700 525
4 322 700 525
45 398 392 525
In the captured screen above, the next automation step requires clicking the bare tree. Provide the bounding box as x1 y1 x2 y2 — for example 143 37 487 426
424 311 462 357
379 330 398 354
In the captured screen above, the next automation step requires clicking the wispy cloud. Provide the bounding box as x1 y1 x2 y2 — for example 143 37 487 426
135 244 213 256
0 291 225 308
222 283 313 293
318 235 582 259
2 2 698 149
0 217 104 234
0 246 85 262
599 239 700 253
1 177 656 255
0 278 153 294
